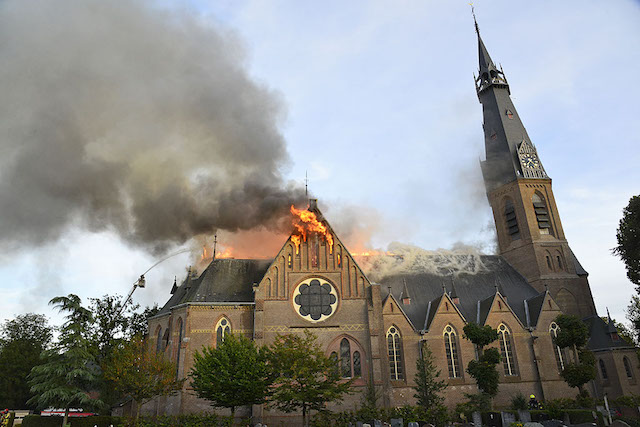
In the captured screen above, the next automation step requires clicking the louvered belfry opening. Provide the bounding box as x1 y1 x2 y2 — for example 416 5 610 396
504 198 520 240
532 193 552 235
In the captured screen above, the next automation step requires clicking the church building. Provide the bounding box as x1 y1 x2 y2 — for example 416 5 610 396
144 25 640 423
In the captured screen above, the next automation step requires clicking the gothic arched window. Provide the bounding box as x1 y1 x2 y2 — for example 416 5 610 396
175 318 183 377
503 198 520 241
599 359 608 380
624 357 633 379
216 317 231 345
156 326 163 354
329 336 363 379
443 325 462 378
387 326 404 380
532 193 553 236
162 319 172 352
549 322 565 372
498 324 517 376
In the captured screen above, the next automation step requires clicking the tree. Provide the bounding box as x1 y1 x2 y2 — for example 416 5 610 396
0 314 53 409
267 331 353 427
553 314 596 393
190 333 271 421
28 295 102 426
413 341 449 426
463 323 500 399
613 195 640 288
102 335 184 420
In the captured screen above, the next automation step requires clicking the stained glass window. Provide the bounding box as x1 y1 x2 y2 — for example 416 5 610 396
216 317 231 345
444 325 461 378
293 278 337 322
549 322 564 372
499 324 517 376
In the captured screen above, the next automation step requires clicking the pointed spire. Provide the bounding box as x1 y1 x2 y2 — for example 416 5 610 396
170 276 178 294
606 307 617 334
472 11 509 96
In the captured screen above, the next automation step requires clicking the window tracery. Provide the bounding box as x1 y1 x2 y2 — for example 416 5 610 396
216 317 231 345
498 323 517 376
549 322 564 372
443 325 461 378
387 326 404 380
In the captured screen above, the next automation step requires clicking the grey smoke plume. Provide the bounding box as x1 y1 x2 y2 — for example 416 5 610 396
0 0 306 253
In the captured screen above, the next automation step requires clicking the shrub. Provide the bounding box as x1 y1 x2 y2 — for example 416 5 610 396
22 415 65 427
69 415 123 426
510 393 527 410
566 409 603 426
117 414 229 427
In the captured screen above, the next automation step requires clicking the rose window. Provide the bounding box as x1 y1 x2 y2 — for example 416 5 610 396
293 278 338 322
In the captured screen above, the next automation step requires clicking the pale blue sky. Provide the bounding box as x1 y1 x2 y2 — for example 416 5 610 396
1 1 639 327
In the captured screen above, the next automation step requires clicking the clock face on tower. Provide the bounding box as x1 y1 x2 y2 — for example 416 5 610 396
521 153 539 169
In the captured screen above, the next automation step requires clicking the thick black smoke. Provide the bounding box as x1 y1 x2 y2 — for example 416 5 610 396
0 0 306 253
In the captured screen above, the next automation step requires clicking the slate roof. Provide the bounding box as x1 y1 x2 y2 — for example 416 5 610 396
569 248 588 276
524 291 547 328
156 258 272 316
378 255 541 331
584 315 635 352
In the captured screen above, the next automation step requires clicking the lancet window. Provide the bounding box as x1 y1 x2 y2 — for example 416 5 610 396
216 317 231 345
443 325 461 378
624 357 633 379
599 359 608 380
549 322 565 372
498 323 517 376
532 193 553 235
387 326 404 380
503 198 520 241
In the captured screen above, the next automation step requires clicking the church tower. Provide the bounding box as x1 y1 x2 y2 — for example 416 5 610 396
475 25 596 318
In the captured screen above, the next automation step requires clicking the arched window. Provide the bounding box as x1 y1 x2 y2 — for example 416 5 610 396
340 338 352 378
387 326 404 380
216 317 231 345
549 322 564 372
329 336 363 379
546 253 553 271
599 359 608 380
162 319 172 352
156 326 163 354
175 318 183 377
532 193 553 236
624 357 633 379
556 251 564 271
503 198 520 241
443 325 462 378
498 324 517 376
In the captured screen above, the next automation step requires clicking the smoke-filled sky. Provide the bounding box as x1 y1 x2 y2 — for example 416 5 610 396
0 0 638 327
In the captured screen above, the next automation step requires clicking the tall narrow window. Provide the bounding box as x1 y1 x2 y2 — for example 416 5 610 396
340 338 352 378
353 351 361 377
443 325 461 378
498 324 517 376
162 319 172 352
175 318 183 377
156 327 163 354
546 254 553 270
504 198 520 240
387 326 404 380
549 322 565 372
624 357 633 379
599 359 608 380
287 253 293 268
216 317 231 345
311 239 319 267
532 193 553 235
330 352 339 375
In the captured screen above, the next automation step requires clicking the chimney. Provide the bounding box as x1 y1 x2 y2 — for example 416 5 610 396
450 278 460 305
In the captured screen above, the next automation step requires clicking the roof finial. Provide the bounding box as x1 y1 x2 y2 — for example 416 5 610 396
212 234 218 260
304 170 309 197
469 2 479 35
442 282 447 294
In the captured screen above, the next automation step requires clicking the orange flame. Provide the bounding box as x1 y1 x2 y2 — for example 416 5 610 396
290 205 333 253
216 247 233 259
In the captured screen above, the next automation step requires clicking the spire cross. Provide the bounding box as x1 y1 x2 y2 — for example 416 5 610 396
304 170 309 196
469 3 479 34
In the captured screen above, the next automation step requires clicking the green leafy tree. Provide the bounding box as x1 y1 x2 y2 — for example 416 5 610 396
0 314 53 409
190 333 271 421
413 341 448 426
553 314 596 393
463 323 500 399
267 331 353 427
102 335 184 420
28 295 102 426
613 195 640 288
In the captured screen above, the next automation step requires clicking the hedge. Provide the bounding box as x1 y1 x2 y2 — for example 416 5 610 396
70 416 123 427
22 415 65 427
117 414 231 427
